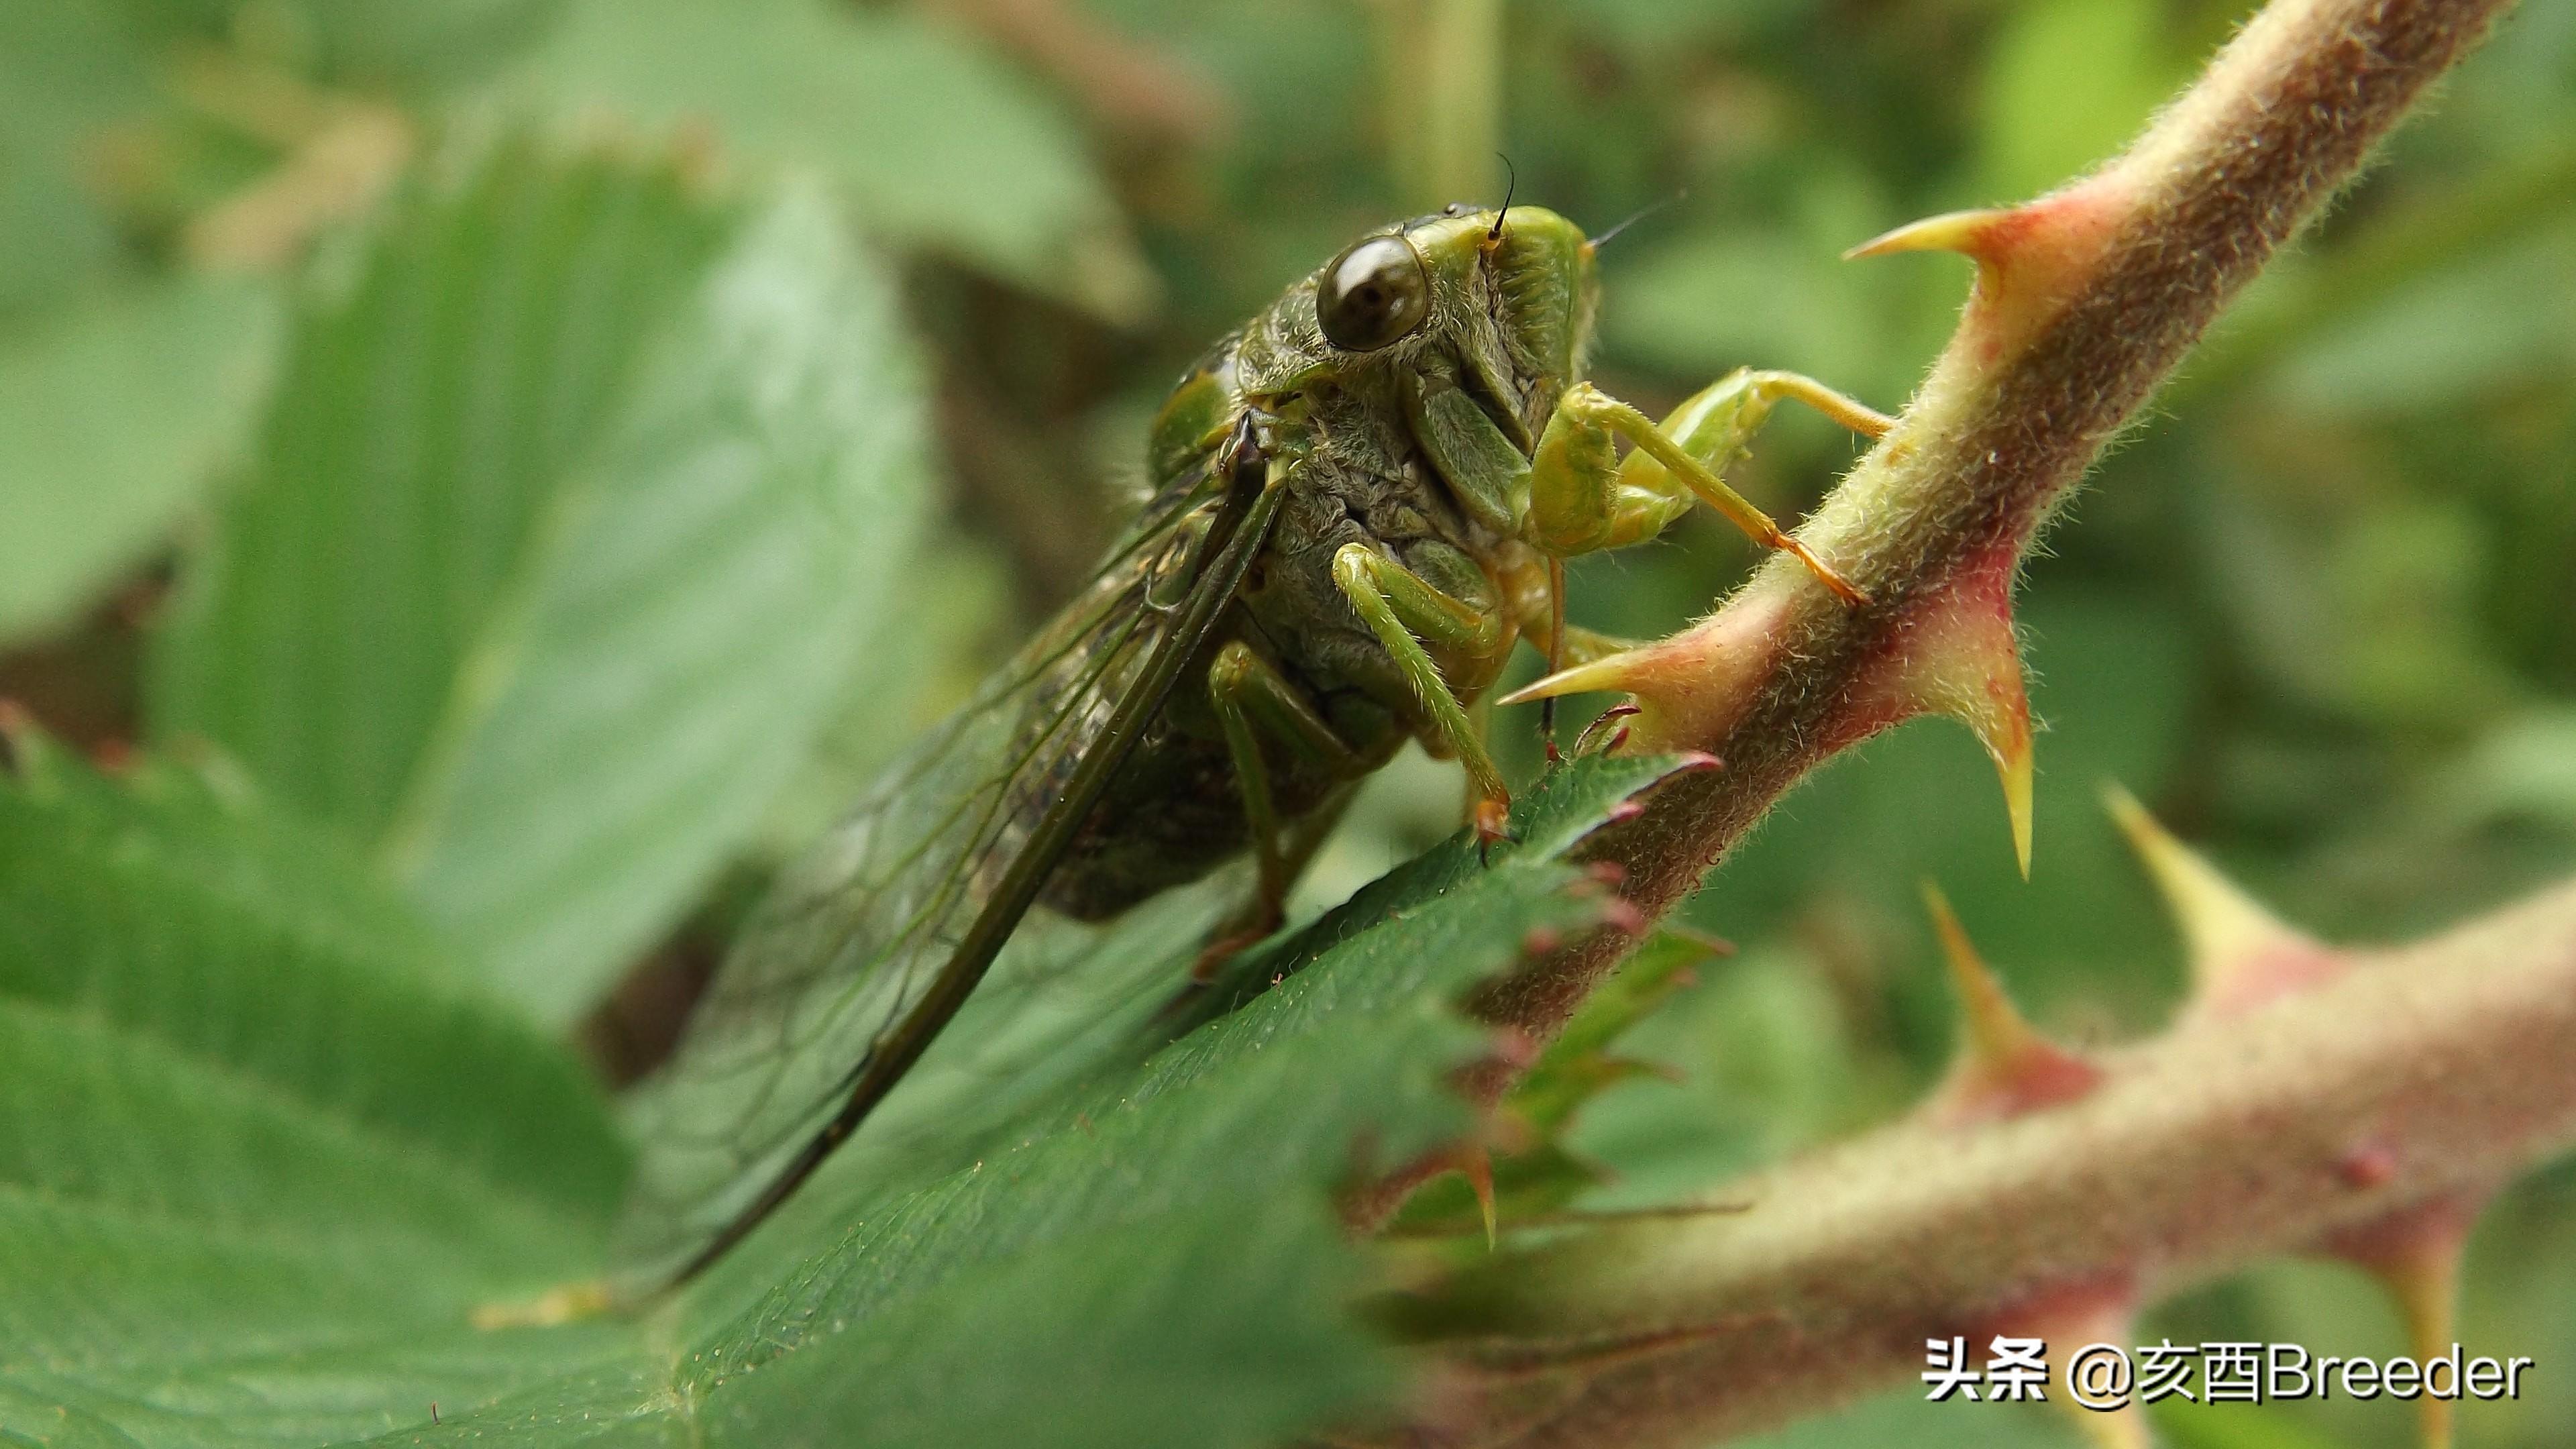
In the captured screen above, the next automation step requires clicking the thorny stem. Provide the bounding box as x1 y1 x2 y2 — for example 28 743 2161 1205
1482 0 2520 1044
1371 0 2533 1441
1385 879 2576 1447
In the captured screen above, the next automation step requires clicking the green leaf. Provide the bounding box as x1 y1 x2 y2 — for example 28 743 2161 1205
151 142 932 1024
1 730 1688 1448
1396 927 1713 1231
0 0 157 315
1511 927 1713 1135
662 754 1688 1304
1566 938 1872 1209
89 0 563 89
0 275 282 646
753 533 1016 856
655 754 1694 1448
287 0 567 90
0 728 636 1448
498 0 1154 321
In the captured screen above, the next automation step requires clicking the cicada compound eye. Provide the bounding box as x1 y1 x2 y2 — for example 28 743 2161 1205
1316 235 1431 353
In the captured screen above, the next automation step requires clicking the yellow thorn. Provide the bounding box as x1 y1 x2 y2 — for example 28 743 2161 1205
1996 712 2035 881
2373 1228 2467 1449
1880 578 2033 879
2398 1246 2463 1449
1497 648 1653 707
1918 883 2100 1126
1841 208 2012 263
2103 784 2324 1012
1847 189 2130 364
1460 1145 1499 1250
1921 883 2041 1069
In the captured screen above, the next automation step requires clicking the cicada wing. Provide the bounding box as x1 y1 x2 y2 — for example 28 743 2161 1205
608 570 1153 1289
609 458 1276 1292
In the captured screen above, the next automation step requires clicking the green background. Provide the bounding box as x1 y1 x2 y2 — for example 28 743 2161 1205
1 1 2570 1446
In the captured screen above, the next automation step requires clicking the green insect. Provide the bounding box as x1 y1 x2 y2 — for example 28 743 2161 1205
610 200 1890 1291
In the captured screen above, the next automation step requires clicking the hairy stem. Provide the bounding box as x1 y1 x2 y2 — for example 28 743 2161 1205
1387 877 2576 1446
1366 0 2535 1441
1477 0 2518 1074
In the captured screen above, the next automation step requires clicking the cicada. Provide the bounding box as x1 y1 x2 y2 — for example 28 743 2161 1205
610 200 1889 1292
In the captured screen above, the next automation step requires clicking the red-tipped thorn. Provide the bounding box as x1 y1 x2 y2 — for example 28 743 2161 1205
1847 555 2033 877
2104 784 2345 1020
1600 899 1647 937
1845 184 2126 364
1919 883 2102 1126
1521 925 1563 959
1586 861 1628 888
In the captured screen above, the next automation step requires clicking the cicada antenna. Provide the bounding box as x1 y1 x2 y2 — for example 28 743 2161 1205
1589 189 1688 250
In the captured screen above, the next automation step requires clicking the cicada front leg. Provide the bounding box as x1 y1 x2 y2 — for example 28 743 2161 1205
1329 539 1517 847
1527 369 1893 603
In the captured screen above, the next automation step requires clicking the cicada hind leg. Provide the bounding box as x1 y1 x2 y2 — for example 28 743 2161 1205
1190 639 1365 981
1192 537 1525 985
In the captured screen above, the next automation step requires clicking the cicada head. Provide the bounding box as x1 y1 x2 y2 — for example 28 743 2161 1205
1301 205 1597 448
1433 205 1598 422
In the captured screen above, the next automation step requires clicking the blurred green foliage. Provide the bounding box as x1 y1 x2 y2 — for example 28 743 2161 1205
0 0 2570 1446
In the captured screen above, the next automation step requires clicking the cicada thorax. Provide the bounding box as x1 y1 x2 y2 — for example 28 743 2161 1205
1234 386 1521 729
1032 313 1532 922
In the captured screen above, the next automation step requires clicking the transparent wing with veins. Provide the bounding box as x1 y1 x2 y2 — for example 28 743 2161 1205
609 468 1233 1291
